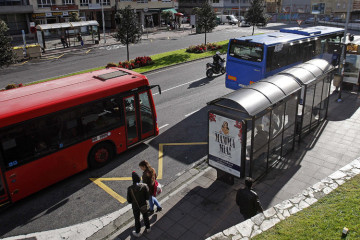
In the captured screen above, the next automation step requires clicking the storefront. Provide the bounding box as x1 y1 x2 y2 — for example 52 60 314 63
32 5 80 24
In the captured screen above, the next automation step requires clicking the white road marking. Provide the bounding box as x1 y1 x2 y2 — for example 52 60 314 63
152 77 204 96
146 59 208 76
185 109 201 117
159 124 169 129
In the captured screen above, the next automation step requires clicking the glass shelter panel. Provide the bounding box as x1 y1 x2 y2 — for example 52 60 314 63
302 85 316 133
251 114 270 180
320 76 331 120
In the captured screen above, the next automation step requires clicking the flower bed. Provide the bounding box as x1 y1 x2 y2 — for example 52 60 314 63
186 43 222 53
118 56 153 70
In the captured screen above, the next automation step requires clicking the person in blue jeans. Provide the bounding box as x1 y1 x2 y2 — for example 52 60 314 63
139 160 162 214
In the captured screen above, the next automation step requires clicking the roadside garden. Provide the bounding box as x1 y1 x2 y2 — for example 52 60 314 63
253 174 360 240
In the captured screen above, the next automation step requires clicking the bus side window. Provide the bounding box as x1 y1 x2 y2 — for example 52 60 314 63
81 98 122 137
266 46 274 72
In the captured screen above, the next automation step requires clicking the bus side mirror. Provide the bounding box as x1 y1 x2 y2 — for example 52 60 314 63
150 85 161 95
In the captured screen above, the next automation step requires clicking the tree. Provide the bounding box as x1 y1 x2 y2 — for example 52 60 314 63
114 6 142 62
0 20 15 68
245 0 267 35
194 2 217 45
161 11 173 26
69 12 81 22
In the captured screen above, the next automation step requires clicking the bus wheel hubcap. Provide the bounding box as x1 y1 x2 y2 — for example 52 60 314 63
95 148 108 163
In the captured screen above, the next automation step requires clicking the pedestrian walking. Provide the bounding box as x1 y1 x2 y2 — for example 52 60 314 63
139 160 162 214
236 177 263 220
60 35 69 48
127 171 151 237
77 33 84 46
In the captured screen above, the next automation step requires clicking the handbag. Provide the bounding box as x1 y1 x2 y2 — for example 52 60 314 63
130 188 148 214
154 180 162 197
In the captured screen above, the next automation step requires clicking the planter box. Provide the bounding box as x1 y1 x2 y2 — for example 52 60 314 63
13 48 24 61
26 45 41 58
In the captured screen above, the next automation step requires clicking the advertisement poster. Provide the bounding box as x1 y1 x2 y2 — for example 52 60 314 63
208 112 242 178
344 54 360 84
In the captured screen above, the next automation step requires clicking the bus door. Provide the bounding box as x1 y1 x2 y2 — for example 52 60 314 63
123 95 139 146
138 91 155 139
0 168 9 206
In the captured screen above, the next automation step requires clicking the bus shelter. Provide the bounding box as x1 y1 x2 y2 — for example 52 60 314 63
36 21 99 51
279 59 335 140
208 59 334 181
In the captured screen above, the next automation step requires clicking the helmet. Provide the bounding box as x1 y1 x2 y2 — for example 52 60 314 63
216 51 220 55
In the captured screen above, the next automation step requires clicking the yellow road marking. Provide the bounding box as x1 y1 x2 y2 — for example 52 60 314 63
90 142 207 204
90 178 127 203
86 49 91 54
157 142 207 179
42 53 64 60
15 60 28 66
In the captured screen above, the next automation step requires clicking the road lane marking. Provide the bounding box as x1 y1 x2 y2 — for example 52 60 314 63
90 142 207 204
185 109 200 117
90 178 128 204
152 77 204 96
158 142 207 179
86 49 91 54
159 124 169 129
146 60 208 76
14 60 29 66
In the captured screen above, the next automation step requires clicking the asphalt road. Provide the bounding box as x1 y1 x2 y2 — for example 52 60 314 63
0 22 333 238
0 23 289 88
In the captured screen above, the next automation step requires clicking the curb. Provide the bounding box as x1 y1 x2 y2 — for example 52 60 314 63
207 157 360 239
87 158 209 240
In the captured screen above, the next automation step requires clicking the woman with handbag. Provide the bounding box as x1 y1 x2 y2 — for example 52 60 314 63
127 171 151 237
139 160 162 214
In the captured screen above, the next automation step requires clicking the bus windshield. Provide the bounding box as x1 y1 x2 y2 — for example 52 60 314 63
229 40 264 62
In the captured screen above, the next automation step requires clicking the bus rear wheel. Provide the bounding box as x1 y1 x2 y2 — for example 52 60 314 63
88 142 114 168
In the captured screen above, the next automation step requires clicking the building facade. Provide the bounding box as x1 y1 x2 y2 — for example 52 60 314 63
311 0 360 19
0 0 33 35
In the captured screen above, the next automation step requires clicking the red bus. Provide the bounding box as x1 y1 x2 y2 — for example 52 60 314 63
0 68 161 206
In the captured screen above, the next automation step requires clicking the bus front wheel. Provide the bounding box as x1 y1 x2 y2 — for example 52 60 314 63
88 142 115 168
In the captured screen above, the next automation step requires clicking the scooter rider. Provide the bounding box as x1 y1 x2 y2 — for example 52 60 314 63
213 51 224 72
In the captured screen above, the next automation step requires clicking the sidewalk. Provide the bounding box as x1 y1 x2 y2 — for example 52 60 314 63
87 89 360 240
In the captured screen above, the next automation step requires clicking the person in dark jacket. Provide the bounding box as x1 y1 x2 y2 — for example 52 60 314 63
127 171 151 237
213 51 225 72
236 177 263 220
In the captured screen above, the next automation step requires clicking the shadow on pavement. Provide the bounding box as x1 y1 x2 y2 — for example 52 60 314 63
0 143 149 237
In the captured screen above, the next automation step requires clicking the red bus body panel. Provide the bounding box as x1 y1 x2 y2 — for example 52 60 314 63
0 68 157 203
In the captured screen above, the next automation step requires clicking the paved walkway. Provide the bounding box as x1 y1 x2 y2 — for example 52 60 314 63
85 88 360 240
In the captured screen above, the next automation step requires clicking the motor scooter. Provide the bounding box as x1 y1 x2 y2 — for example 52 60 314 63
206 59 226 78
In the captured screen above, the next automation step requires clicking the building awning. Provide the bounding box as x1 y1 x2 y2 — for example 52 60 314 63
36 20 99 30
162 8 177 14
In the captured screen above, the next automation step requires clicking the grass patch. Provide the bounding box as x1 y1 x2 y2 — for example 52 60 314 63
24 40 229 86
253 174 360 240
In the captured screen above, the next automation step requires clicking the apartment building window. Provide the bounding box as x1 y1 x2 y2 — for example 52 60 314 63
213 0 219 3
80 0 90 6
96 0 110 5
37 0 55 7
137 0 148 3
63 0 74 4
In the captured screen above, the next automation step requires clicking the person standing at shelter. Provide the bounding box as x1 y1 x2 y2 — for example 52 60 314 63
127 171 151 237
139 160 162 214
236 177 263 220
61 35 68 48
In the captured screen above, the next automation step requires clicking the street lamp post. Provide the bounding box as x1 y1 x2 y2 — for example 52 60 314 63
337 0 352 102
101 0 106 44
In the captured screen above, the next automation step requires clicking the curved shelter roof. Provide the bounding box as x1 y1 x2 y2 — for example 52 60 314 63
209 59 332 116
36 20 99 30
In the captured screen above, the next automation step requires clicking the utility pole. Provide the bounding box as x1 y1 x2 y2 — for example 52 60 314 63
337 0 352 102
289 0 293 23
101 0 106 44
238 0 241 26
